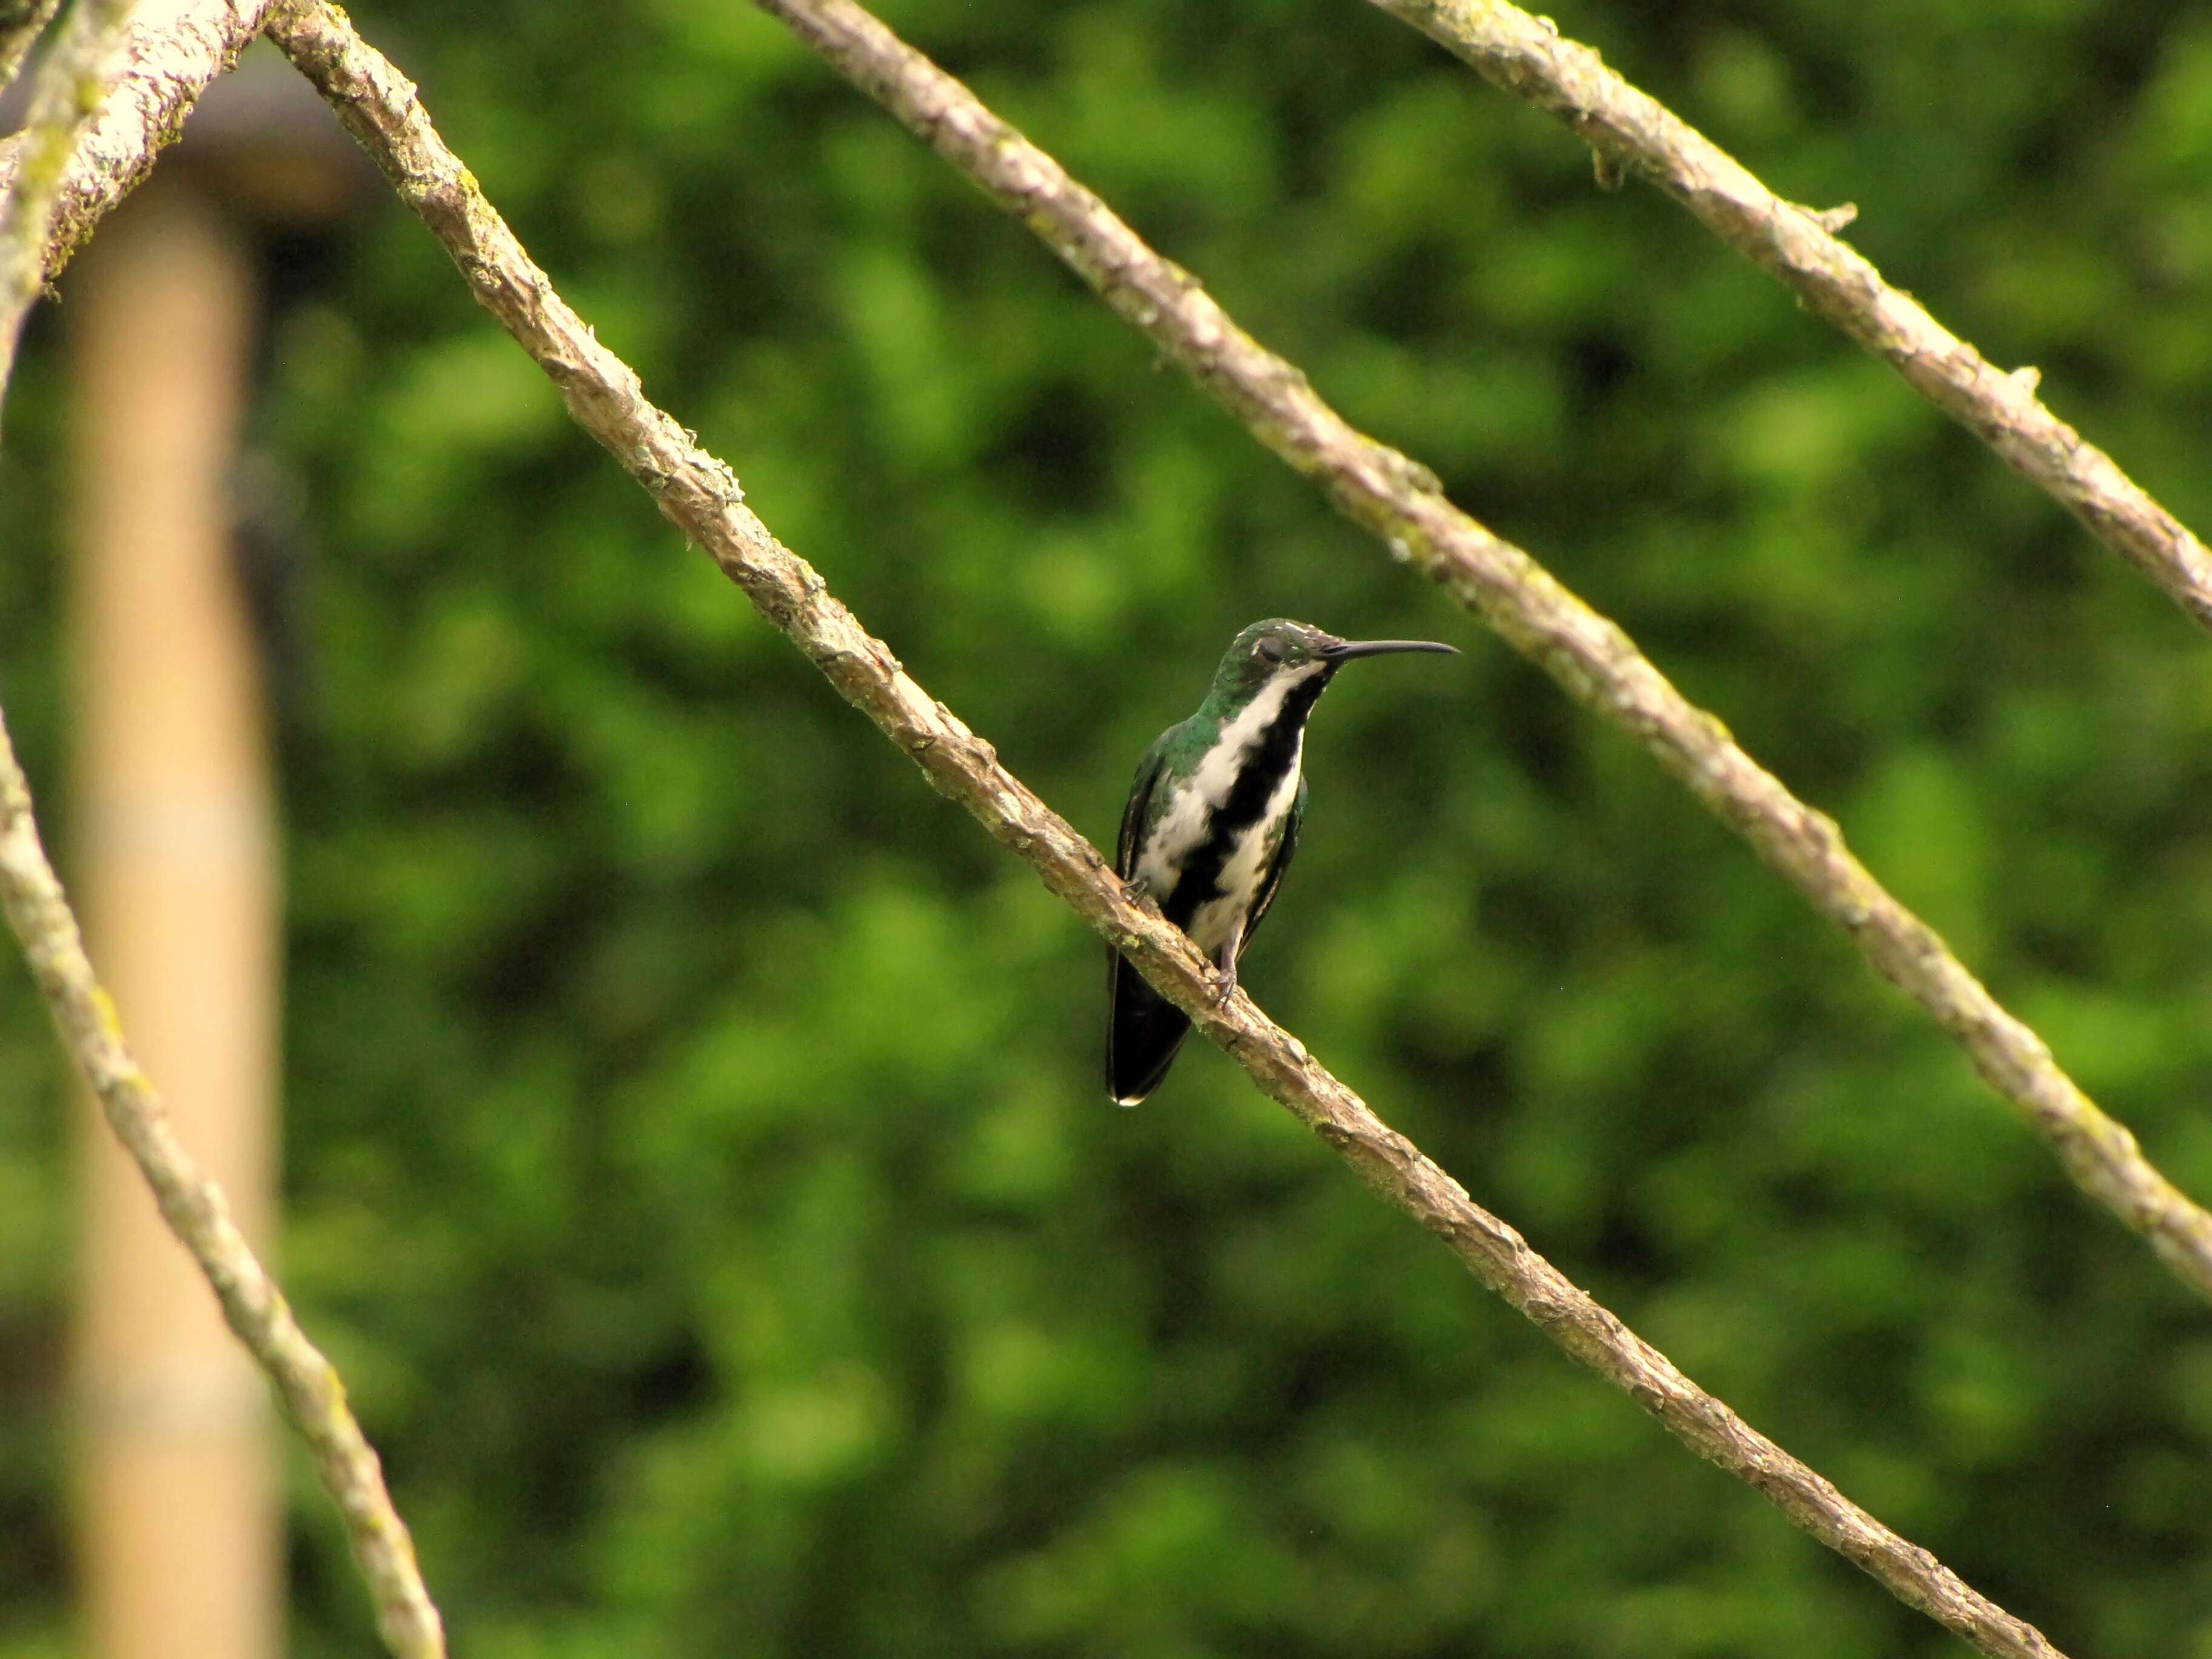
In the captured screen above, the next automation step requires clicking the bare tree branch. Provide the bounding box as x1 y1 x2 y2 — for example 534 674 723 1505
1360 0 2212 634
0 0 136 423
0 0 287 297
0 3 441 1648
263 7 2075 1654
748 0 2212 1311
0 0 63 98
0 710 446 1659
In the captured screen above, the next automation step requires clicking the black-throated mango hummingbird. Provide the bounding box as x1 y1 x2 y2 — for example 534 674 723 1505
1105 618 1456 1104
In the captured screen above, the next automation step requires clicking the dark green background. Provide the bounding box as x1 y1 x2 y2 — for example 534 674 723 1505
7 0 2212 1652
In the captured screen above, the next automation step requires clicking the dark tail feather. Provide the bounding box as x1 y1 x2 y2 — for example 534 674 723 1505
1105 950 1191 1105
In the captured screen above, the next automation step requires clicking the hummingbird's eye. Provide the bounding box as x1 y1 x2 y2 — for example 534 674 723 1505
1255 638 1285 663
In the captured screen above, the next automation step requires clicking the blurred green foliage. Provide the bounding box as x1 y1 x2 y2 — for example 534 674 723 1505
7 0 2212 1654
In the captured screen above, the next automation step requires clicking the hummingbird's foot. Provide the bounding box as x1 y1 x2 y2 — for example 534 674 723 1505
1208 945 1240 1008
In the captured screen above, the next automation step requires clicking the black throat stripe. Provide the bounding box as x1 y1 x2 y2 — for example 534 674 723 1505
1162 669 1332 927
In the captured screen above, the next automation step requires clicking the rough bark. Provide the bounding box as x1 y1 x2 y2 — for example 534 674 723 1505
0 3 441 1652
0 710 444 1659
264 6 2073 1653
0 0 287 293
1364 0 2212 634
0 0 137 419
750 0 2212 1312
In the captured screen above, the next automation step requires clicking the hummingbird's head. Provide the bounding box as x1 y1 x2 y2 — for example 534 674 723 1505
1210 618 1458 702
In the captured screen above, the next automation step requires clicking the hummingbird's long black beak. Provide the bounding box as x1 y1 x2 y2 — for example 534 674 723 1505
1318 637 1459 661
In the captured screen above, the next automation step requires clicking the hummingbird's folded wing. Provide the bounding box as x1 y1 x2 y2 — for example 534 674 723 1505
1114 729 1173 879
1107 730 1184 1104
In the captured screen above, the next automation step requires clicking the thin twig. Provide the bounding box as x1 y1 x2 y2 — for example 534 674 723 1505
265 7 2073 1654
0 0 63 98
0 711 445 1659
0 0 135 426
0 0 287 293
1362 0 2212 633
751 0 2212 1311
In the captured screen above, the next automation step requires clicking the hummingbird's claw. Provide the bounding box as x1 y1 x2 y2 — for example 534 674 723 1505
1209 962 1239 1008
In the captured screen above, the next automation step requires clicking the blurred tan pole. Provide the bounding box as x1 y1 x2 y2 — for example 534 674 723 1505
67 167 281 1659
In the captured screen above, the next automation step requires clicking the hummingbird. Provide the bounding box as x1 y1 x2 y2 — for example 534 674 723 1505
1105 618 1457 1105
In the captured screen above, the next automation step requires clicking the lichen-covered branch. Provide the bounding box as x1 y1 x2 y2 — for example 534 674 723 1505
749 0 2212 1313
0 0 63 97
1362 0 2212 634
0 0 287 293
0 0 135 421
264 8 2072 1654
0 711 444 1659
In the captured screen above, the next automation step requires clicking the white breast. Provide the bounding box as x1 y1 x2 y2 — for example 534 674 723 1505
1183 747 1303 955
1133 665 1320 953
